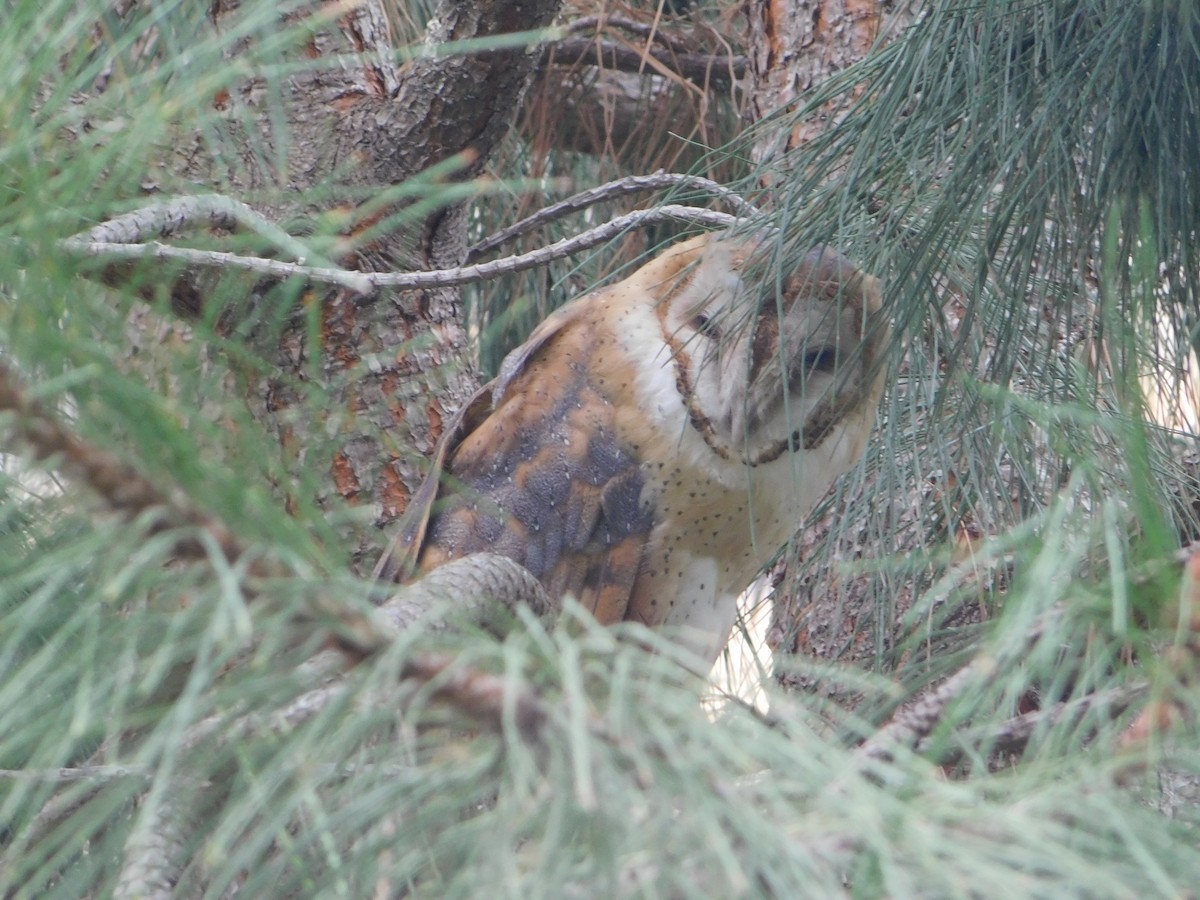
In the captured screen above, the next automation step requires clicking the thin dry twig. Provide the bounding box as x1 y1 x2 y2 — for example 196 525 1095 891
548 35 746 87
77 195 282 248
0 765 149 783
466 172 761 261
61 238 375 295
61 204 742 298
565 15 693 54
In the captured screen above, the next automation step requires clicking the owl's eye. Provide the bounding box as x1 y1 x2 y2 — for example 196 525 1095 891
803 346 839 374
692 313 722 340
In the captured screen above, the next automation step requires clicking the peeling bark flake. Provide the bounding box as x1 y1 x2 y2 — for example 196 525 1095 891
320 290 361 374
426 401 444 445
380 461 411 520
332 450 362 501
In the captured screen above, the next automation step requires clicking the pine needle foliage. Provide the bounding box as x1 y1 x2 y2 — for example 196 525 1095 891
1 0 1200 897
709 0 1200 712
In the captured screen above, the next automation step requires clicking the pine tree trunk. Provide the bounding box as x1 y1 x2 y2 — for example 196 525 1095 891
747 0 892 152
169 0 564 568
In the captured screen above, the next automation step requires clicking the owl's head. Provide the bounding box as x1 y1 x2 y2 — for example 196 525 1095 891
655 233 886 464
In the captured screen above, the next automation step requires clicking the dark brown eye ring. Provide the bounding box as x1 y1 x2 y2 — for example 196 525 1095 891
692 314 722 340
803 347 838 374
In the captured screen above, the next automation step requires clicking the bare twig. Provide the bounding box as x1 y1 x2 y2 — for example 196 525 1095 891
0 765 149 783
65 195 344 317
467 173 761 261
60 205 742 298
77 195 285 250
565 15 693 54
548 36 746 88
368 204 738 291
61 238 375 295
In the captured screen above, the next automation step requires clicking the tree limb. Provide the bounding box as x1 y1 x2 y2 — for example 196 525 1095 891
466 172 761 261
923 683 1149 768
855 613 1056 767
0 361 259 573
565 15 695 54
547 36 746 88
59 205 744 299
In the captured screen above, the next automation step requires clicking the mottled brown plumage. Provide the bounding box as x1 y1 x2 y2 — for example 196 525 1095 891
376 231 888 664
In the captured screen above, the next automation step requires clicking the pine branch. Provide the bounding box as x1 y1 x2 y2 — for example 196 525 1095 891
925 683 1149 767
59 204 743 299
466 172 762 261
9 549 559 886
564 15 695 55
0 361 256 571
0 363 560 886
547 36 746 88
855 613 1055 767
0 360 557 685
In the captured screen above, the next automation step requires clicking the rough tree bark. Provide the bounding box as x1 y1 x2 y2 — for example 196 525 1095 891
130 0 559 569
747 0 893 153
128 0 745 570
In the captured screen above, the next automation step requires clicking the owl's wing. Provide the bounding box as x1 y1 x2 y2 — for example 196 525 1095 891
373 295 655 625
370 379 496 583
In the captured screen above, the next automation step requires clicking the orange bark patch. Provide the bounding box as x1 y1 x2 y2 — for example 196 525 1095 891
344 206 389 257
380 372 409 424
334 91 368 112
320 290 360 374
379 462 411 521
844 0 882 58
332 450 361 501
426 401 444 445
765 0 787 62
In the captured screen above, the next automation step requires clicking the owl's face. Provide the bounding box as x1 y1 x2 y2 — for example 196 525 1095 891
657 235 884 464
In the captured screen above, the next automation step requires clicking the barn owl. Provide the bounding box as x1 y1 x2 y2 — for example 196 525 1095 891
375 231 887 666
